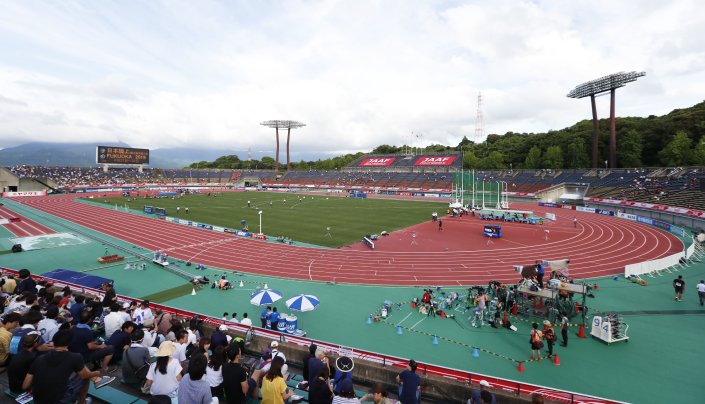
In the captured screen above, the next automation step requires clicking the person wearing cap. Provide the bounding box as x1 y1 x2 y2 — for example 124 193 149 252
22 329 115 403
8 332 41 394
396 359 420 404
144 341 183 400
122 328 152 385
211 324 230 349
468 380 496 404
332 356 354 395
270 340 287 364
360 383 394 404
332 378 359 404
542 320 556 358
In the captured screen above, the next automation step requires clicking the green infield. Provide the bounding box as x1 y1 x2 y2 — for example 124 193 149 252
96 192 447 247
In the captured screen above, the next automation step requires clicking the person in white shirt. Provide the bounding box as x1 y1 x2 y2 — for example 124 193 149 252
697 280 705 306
132 300 154 326
172 330 189 368
145 341 182 400
240 313 253 327
230 312 239 323
103 303 124 340
37 306 60 344
119 302 133 323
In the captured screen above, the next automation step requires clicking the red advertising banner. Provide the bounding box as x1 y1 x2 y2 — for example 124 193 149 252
358 157 396 167
413 156 458 166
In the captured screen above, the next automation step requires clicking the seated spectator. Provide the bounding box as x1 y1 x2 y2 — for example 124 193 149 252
206 345 226 401
0 312 21 370
145 341 183 401
15 269 36 295
240 312 253 327
308 365 334 404
333 378 360 404
8 332 40 393
103 303 124 340
195 336 211 360
69 294 86 324
154 309 173 336
10 311 51 356
222 343 250 404
69 309 114 373
178 353 213 404
141 318 163 354
107 321 136 363
132 300 154 326
2 274 17 295
22 329 114 404
37 306 61 344
360 383 394 404
122 328 152 385
261 356 293 404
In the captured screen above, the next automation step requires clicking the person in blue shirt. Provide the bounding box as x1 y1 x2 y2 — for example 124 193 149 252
260 306 271 328
396 359 420 404
535 261 545 289
267 307 280 330
69 295 86 325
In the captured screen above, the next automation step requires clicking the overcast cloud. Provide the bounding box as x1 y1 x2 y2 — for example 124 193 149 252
0 0 703 156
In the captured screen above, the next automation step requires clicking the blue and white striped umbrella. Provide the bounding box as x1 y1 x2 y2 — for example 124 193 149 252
250 289 283 306
285 294 320 312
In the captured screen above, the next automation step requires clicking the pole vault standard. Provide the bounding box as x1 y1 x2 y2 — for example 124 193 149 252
567 71 645 169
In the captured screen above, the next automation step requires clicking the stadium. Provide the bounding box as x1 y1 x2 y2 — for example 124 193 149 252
1 145 704 403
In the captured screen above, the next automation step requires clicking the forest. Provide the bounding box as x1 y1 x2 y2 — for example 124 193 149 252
190 101 705 170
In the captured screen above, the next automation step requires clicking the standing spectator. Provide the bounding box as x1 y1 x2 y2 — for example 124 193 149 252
22 329 114 404
332 356 353 395
270 340 287 368
69 310 115 373
468 380 496 404
673 275 685 301
211 324 229 348
145 341 183 401
268 307 280 330
206 345 226 401
261 356 293 404
308 347 329 384
261 306 272 328
396 359 420 404
309 365 334 404
178 353 213 404
8 332 40 394
101 282 117 308
122 328 151 386
303 343 317 382
542 320 556 358
172 329 190 368
222 343 249 404
559 312 569 347
240 312 253 327
535 261 545 289
697 280 705 306
15 269 36 296
37 306 61 344
530 323 544 361
0 312 21 370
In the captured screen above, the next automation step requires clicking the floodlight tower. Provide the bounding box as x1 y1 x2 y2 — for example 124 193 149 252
260 120 306 172
474 92 484 141
567 71 645 168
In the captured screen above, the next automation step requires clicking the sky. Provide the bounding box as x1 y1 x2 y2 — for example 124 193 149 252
0 0 703 157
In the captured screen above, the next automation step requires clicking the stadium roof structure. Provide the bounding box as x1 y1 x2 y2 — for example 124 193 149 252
567 71 645 169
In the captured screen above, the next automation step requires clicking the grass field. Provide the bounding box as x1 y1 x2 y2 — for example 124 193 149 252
97 191 447 247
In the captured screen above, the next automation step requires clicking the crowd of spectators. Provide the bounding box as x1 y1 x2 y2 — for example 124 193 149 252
9 165 163 188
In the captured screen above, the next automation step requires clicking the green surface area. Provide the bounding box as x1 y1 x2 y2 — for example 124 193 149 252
95 192 447 247
0 196 704 403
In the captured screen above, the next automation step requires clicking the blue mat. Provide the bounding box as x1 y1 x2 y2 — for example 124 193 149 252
42 269 113 289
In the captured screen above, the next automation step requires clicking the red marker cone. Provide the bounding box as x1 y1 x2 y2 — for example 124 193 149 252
577 323 586 338
552 354 561 365
593 283 599 291
517 361 525 372
532 297 537 308
503 312 508 325
539 298 544 308
512 303 517 315
575 302 581 313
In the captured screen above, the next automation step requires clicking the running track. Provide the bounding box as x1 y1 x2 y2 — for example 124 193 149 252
11 195 683 286
0 205 54 237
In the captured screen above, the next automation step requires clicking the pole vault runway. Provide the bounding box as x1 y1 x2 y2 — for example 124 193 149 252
13 195 683 286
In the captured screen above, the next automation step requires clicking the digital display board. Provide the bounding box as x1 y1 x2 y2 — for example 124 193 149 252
96 146 149 165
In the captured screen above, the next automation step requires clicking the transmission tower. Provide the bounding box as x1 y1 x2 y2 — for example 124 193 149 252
474 92 484 141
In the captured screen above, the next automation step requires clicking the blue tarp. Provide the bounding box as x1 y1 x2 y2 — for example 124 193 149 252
42 269 113 290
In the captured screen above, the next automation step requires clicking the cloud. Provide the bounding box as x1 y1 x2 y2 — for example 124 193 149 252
0 0 703 156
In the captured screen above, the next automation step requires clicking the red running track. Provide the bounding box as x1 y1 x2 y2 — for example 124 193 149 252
13 195 683 286
0 205 54 237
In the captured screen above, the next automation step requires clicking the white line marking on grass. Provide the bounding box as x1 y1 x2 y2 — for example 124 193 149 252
396 312 413 326
409 317 426 329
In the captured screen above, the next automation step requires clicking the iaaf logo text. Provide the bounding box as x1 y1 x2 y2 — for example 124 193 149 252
367 158 393 163
420 157 451 163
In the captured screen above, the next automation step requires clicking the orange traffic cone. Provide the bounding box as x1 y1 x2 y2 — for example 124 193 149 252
538 298 544 308
577 323 586 338
412 302 417 309
512 303 517 315
575 302 581 313
502 312 508 325
552 354 560 365
517 361 525 372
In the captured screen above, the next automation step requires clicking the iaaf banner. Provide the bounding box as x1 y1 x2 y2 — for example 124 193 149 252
358 157 396 167
2 190 47 197
617 212 638 221
413 156 458 166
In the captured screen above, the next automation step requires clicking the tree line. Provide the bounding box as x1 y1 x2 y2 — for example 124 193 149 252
190 101 705 170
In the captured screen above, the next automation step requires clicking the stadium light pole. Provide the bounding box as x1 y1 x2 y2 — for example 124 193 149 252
260 120 306 173
567 71 645 168
258 210 263 235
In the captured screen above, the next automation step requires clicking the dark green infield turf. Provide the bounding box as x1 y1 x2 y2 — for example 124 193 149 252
97 192 447 247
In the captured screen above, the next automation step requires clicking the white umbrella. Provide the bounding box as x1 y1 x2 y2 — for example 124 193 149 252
250 289 283 306
285 294 320 312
